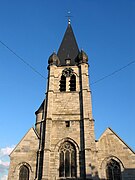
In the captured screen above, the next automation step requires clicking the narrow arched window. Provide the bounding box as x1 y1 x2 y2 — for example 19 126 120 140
70 74 76 91
19 165 29 180
60 75 66 91
106 159 121 180
59 141 77 178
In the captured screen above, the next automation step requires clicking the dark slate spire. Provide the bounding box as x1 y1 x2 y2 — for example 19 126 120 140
57 22 79 66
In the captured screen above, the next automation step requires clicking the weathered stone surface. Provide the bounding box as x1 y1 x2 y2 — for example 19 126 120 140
97 128 135 179
8 128 39 180
8 62 135 180
8 25 135 180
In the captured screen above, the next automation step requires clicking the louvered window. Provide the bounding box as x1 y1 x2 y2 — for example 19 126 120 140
19 165 29 180
70 74 76 91
60 75 66 91
106 159 121 180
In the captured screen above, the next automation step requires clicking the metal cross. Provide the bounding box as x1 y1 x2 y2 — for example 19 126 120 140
65 11 73 24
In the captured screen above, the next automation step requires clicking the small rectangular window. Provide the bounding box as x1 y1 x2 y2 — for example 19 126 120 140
65 121 70 127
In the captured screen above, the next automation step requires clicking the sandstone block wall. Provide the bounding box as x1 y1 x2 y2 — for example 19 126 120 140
96 128 135 179
8 128 39 180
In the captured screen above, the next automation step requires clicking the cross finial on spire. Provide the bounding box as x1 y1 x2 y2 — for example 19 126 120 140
66 11 72 24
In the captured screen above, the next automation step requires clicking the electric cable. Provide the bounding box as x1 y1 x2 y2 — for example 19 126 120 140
0 40 46 80
90 60 135 85
0 40 134 86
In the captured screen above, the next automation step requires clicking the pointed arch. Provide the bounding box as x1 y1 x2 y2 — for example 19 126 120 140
13 162 32 180
99 156 124 179
60 75 66 91
70 74 76 91
54 137 79 152
53 138 79 178
106 159 122 180
59 141 77 178
19 165 29 180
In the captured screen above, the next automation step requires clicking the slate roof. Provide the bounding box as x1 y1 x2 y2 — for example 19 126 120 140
57 23 79 66
35 99 45 115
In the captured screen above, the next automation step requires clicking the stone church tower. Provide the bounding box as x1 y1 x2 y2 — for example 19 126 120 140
8 21 135 180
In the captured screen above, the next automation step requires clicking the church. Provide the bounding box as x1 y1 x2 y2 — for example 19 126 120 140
8 21 135 180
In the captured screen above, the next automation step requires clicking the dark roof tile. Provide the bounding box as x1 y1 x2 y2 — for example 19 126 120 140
57 24 79 66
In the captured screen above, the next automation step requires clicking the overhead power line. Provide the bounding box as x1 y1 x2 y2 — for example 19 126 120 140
0 40 134 85
90 60 135 85
0 40 46 80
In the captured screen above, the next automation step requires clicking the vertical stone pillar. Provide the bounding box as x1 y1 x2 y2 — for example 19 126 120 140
79 63 96 178
41 65 56 180
66 76 70 91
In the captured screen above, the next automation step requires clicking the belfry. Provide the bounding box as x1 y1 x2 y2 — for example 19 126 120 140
8 22 135 180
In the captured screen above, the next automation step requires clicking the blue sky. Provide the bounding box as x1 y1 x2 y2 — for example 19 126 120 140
0 0 135 178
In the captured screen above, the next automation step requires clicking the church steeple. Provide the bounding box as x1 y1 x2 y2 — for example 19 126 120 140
8 20 135 180
57 23 79 66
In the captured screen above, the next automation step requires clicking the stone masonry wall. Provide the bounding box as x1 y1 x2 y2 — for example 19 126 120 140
96 128 135 179
8 128 39 180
